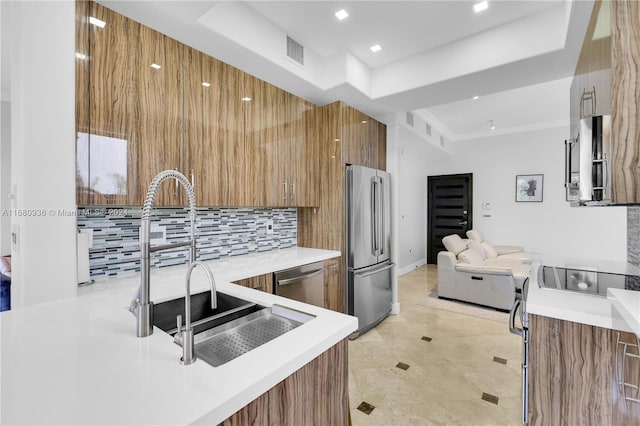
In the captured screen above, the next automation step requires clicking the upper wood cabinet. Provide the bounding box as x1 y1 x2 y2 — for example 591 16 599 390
340 103 386 170
570 0 612 138
568 0 640 204
184 47 246 207
77 1 319 208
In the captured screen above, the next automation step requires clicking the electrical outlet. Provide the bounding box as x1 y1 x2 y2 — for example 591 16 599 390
266 219 274 235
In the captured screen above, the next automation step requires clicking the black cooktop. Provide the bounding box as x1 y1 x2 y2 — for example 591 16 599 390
540 266 640 296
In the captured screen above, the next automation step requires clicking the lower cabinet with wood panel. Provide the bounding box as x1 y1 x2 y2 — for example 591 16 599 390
323 258 341 312
233 273 273 294
220 338 349 425
529 314 640 425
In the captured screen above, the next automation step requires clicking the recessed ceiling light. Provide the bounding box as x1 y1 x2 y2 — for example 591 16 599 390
241 97 252 102
150 63 162 70
335 9 349 20
75 52 87 60
490 120 496 130
473 95 479 100
202 82 211 87
89 17 106 28
370 44 382 53
474 1 488 13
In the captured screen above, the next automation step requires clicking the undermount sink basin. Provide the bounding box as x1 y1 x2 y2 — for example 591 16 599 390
154 291 316 367
153 291 262 336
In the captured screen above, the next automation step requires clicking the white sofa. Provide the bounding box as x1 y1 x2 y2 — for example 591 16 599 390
437 233 532 310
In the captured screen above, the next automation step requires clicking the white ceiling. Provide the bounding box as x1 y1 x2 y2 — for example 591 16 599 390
245 1 563 69
2 1 594 143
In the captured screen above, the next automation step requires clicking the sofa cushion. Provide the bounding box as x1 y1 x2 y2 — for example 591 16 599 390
467 241 487 260
466 229 484 243
442 234 467 256
457 248 484 265
481 241 498 259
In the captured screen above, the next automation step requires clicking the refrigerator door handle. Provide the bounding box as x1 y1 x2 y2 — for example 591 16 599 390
355 262 394 278
371 179 379 256
378 177 385 256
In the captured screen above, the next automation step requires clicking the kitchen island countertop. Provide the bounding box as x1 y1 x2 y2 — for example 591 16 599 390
0 247 356 425
526 256 636 332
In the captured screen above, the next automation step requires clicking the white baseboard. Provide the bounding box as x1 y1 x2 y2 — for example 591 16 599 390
397 259 427 276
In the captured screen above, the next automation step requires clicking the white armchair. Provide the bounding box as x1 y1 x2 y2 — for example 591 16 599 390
437 234 530 310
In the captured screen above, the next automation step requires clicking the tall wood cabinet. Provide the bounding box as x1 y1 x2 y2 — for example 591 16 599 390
76 1 318 208
569 0 640 204
529 314 640 425
298 102 387 313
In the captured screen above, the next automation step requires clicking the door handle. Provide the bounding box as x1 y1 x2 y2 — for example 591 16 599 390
355 263 394 278
509 299 524 337
276 269 323 286
459 221 468 226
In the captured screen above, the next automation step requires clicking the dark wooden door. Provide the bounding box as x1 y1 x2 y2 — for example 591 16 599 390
427 174 472 264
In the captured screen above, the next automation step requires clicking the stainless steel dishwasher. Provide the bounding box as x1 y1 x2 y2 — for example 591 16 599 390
274 261 324 307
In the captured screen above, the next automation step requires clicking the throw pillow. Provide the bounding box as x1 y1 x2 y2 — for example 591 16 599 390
442 234 467 256
457 248 484 265
481 241 498 259
467 241 487 260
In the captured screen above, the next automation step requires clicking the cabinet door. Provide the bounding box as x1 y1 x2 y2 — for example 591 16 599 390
290 96 319 207
341 104 369 167
85 3 139 205
186 48 245 207
234 273 273 293
375 120 387 171
86 4 183 206
135 25 185 207
323 258 342 312
243 74 280 206
76 0 90 205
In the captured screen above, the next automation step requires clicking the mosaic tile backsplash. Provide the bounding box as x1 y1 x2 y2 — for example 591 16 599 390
77 207 297 278
628 206 640 267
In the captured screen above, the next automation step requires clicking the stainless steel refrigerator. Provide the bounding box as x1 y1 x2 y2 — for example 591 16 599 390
346 165 393 338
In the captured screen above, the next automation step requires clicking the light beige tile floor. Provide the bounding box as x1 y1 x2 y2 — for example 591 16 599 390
349 265 523 426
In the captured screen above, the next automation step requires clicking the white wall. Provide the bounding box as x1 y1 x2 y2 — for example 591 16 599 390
422 126 627 262
396 127 429 274
0 101 10 256
8 1 77 307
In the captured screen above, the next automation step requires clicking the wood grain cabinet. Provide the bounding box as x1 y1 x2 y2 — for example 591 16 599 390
297 102 387 313
234 273 273 294
529 314 640 425
569 0 612 138
77 1 319 208
323 258 341 312
341 104 386 170
79 2 184 206
568 0 640 203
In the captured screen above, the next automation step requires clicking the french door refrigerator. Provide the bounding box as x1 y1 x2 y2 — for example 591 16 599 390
346 165 394 338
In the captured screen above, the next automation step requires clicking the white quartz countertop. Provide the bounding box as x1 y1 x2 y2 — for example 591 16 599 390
526 257 634 332
0 247 356 425
608 288 640 338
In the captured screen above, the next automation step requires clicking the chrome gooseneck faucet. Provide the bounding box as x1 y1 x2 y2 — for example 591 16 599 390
129 170 197 338
175 260 217 365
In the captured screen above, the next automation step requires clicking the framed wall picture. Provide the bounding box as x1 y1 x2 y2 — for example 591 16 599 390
516 174 544 202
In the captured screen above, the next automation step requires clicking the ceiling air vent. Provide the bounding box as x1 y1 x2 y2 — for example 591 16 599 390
286 35 304 66
426 123 432 136
406 112 414 127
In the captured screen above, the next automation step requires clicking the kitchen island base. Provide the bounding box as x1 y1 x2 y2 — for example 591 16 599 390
220 338 348 425
529 314 640 425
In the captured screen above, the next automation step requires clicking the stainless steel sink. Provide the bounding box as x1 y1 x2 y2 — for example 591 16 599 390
153 291 262 336
155 291 315 367
190 304 315 367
